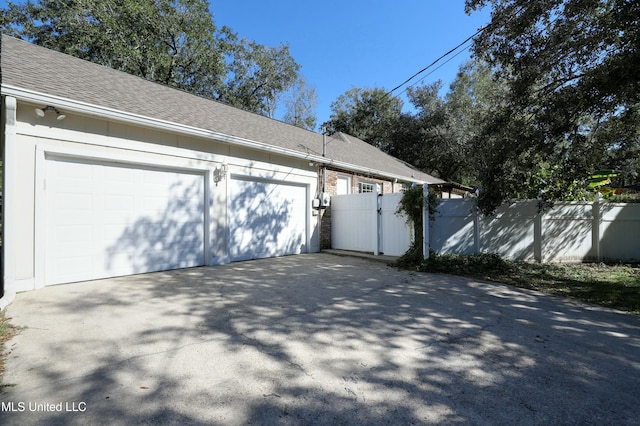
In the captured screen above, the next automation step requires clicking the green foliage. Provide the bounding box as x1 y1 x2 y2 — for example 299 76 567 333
217 38 300 117
419 252 510 275
403 82 474 183
587 170 620 190
395 242 425 270
396 184 439 224
323 45 638 216
282 77 318 130
601 193 640 203
465 0 640 214
2 0 225 92
323 87 403 150
593 106 640 187
0 0 305 119
394 185 439 264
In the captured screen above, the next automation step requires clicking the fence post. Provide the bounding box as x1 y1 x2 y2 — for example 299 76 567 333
534 210 543 263
423 183 430 260
593 192 602 262
473 201 481 255
374 189 381 256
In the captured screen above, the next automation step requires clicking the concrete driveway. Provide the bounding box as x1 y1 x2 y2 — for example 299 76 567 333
1 253 639 425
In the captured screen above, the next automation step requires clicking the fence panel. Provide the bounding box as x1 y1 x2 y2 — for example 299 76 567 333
430 199 477 255
600 203 640 261
431 198 640 263
542 202 594 262
479 201 538 262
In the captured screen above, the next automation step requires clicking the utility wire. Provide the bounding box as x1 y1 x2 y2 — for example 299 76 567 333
323 38 476 145
384 2 531 98
386 25 487 96
395 41 473 97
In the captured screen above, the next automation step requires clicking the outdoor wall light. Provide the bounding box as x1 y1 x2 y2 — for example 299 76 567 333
214 161 228 186
35 105 66 120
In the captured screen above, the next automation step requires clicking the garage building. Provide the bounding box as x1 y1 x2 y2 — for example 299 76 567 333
1 35 439 306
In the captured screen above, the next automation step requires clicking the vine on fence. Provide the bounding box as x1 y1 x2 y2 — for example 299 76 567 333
395 185 439 266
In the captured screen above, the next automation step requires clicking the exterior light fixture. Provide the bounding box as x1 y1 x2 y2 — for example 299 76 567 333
214 161 229 186
34 105 66 120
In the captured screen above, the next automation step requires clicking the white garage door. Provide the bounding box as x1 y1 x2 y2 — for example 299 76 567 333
229 177 307 261
45 156 205 285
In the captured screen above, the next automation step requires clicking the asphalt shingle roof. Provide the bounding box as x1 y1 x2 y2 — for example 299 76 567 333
1 35 442 184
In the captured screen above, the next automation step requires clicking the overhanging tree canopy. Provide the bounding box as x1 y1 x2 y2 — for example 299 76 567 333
465 0 640 213
0 0 306 120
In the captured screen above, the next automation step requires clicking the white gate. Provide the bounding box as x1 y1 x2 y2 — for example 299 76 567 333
331 192 412 256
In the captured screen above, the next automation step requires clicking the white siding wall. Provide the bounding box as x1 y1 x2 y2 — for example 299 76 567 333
3 98 319 295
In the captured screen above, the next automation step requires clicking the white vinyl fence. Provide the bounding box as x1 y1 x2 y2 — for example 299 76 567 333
431 198 640 262
331 188 640 263
331 192 412 256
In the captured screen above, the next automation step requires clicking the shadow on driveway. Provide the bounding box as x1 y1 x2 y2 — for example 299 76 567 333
1 253 639 425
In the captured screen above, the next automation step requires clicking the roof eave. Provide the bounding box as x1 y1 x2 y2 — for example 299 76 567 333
2 84 434 184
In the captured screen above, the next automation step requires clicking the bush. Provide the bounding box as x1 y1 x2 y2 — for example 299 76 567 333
395 251 511 275
420 252 510 274
395 242 424 269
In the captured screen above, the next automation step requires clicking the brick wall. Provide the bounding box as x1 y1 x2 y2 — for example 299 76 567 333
325 169 339 195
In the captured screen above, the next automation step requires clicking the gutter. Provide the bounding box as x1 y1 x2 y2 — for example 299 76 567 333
2 84 435 185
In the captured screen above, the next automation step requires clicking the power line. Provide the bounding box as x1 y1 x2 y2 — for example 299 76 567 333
323 36 478 141
386 1 533 96
386 25 487 97
395 41 473 97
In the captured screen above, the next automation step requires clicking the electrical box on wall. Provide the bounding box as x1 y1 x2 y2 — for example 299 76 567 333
320 192 331 207
313 193 331 209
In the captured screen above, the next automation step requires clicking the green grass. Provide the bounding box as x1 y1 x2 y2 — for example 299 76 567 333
398 251 640 314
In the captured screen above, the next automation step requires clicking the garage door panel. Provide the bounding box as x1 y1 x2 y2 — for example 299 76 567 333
54 224 95 242
45 157 205 285
104 165 134 181
52 208 95 226
229 178 307 262
52 257 94 283
104 194 135 208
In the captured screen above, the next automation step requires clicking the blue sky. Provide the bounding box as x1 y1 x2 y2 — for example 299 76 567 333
209 1 492 125
1 0 492 127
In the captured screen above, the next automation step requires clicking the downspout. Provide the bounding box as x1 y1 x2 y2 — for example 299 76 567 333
322 133 327 192
318 131 329 251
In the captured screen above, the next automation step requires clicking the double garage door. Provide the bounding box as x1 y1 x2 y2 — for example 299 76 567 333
43 156 307 285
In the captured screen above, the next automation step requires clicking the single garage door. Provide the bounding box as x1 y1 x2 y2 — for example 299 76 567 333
44 155 205 285
229 177 307 261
